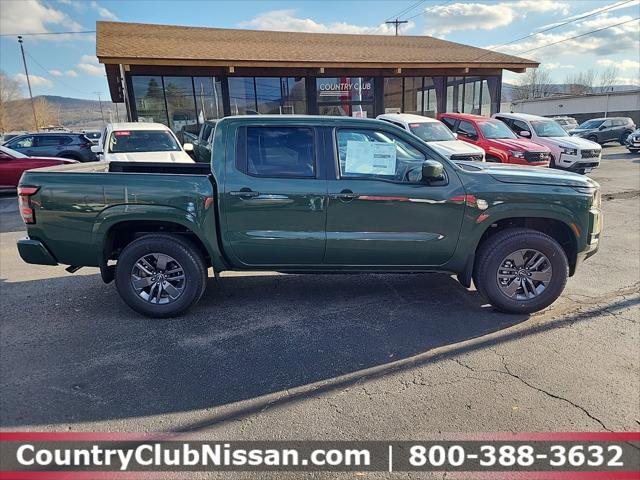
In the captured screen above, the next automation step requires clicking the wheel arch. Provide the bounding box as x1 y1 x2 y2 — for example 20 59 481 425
475 216 578 275
92 205 227 272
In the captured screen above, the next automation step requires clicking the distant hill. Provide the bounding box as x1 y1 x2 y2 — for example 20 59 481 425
4 95 125 131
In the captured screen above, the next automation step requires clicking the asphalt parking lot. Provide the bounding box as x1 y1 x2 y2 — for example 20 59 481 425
1 146 638 449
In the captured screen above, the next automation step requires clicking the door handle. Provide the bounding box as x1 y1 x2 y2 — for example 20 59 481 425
331 189 358 200
230 189 260 199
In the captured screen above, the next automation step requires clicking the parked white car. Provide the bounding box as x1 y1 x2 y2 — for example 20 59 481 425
376 113 485 162
493 113 601 174
91 122 194 163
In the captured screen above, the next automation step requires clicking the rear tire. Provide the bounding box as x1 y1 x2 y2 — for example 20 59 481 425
473 228 569 314
115 234 207 318
620 131 632 145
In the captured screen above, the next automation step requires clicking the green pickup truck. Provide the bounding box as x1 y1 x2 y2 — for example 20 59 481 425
17 116 602 318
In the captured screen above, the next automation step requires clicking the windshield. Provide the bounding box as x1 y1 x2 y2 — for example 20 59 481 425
578 119 604 130
408 122 455 142
478 121 517 139
108 130 181 153
0 145 27 158
531 120 568 137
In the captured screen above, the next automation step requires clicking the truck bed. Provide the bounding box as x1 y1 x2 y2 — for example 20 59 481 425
18 160 216 268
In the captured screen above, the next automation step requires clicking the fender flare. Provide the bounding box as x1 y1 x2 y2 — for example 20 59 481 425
91 204 227 271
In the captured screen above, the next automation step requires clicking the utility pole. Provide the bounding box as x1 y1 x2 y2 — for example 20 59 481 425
18 36 38 131
95 92 105 124
385 18 408 36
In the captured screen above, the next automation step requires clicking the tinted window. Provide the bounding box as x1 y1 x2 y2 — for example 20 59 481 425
457 120 477 137
108 130 181 153
245 127 314 177
37 135 69 147
511 120 531 134
336 128 426 183
200 124 213 142
440 117 456 130
579 119 604 129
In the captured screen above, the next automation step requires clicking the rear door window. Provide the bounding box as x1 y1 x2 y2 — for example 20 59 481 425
242 127 315 178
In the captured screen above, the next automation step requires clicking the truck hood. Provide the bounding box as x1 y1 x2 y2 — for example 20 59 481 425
467 163 598 188
568 127 595 136
535 136 601 150
487 137 549 152
106 151 194 163
429 140 484 157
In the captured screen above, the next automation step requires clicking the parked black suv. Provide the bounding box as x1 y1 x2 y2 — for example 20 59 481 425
2 132 97 162
569 117 636 145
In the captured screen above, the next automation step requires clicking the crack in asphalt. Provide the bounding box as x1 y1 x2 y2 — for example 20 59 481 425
602 189 640 201
491 349 614 432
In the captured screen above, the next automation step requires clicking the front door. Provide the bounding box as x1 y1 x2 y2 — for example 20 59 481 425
223 125 327 267
325 127 466 266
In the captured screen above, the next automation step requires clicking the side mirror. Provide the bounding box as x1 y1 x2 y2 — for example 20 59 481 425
183 143 194 152
599 125 606 131
453 132 458 139
421 160 445 183
90 145 103 154
467 133 478 140
519 131 531 138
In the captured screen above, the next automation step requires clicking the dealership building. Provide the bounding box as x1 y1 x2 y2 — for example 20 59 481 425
97 21 538 133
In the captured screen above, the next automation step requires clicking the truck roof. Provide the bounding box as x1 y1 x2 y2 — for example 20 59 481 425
109 122 172 131
377 113 440 124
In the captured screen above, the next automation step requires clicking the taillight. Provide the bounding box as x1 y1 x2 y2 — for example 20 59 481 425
18 185 40 224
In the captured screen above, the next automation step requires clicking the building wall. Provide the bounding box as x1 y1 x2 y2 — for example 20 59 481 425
511 91 640 125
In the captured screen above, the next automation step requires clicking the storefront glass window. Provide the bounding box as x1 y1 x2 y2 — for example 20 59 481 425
229 77 257 115
255 77 307 114
132 76 168 125
383 77 402 113
193 77 224 121
422 77 438 117
463 78 481 115
316 77 374 117
164 77 197 132
403 77 423 115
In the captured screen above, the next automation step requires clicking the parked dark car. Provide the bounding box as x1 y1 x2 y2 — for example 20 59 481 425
2 132 97 162
183 120 218 162
569 117 636 145
0 145 77 192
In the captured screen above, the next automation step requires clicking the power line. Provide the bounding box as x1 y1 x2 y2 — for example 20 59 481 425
404 0 453 21
24 50 93 96
481 0 636 55
517 17 639 55
0 30 95 37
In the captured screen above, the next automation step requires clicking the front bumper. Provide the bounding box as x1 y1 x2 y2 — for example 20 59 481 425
17 238 58 266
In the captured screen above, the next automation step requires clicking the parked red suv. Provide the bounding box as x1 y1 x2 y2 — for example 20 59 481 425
437 113 551 166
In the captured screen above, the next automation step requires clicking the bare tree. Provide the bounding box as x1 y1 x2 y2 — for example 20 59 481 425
33 97 57 128
597 66 619 93
564 69 595 95
511 68 555 101
0 71 22 132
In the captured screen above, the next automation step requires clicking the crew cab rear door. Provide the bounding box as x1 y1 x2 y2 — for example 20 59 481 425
223 125 327 266
324 125 466 267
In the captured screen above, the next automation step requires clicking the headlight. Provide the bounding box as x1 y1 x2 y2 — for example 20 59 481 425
560 146 577 155
574 186 601 208
509 150 525 158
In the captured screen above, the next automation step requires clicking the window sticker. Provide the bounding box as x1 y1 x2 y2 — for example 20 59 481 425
344 141 396 176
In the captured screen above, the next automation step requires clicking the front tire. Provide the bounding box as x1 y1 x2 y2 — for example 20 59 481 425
473 228 569 314
587 135 599 144
115 234 207 318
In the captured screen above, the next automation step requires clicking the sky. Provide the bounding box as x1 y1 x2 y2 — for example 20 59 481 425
0 0 638 101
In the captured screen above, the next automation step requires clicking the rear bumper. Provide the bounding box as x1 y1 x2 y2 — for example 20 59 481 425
17 238 58 266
